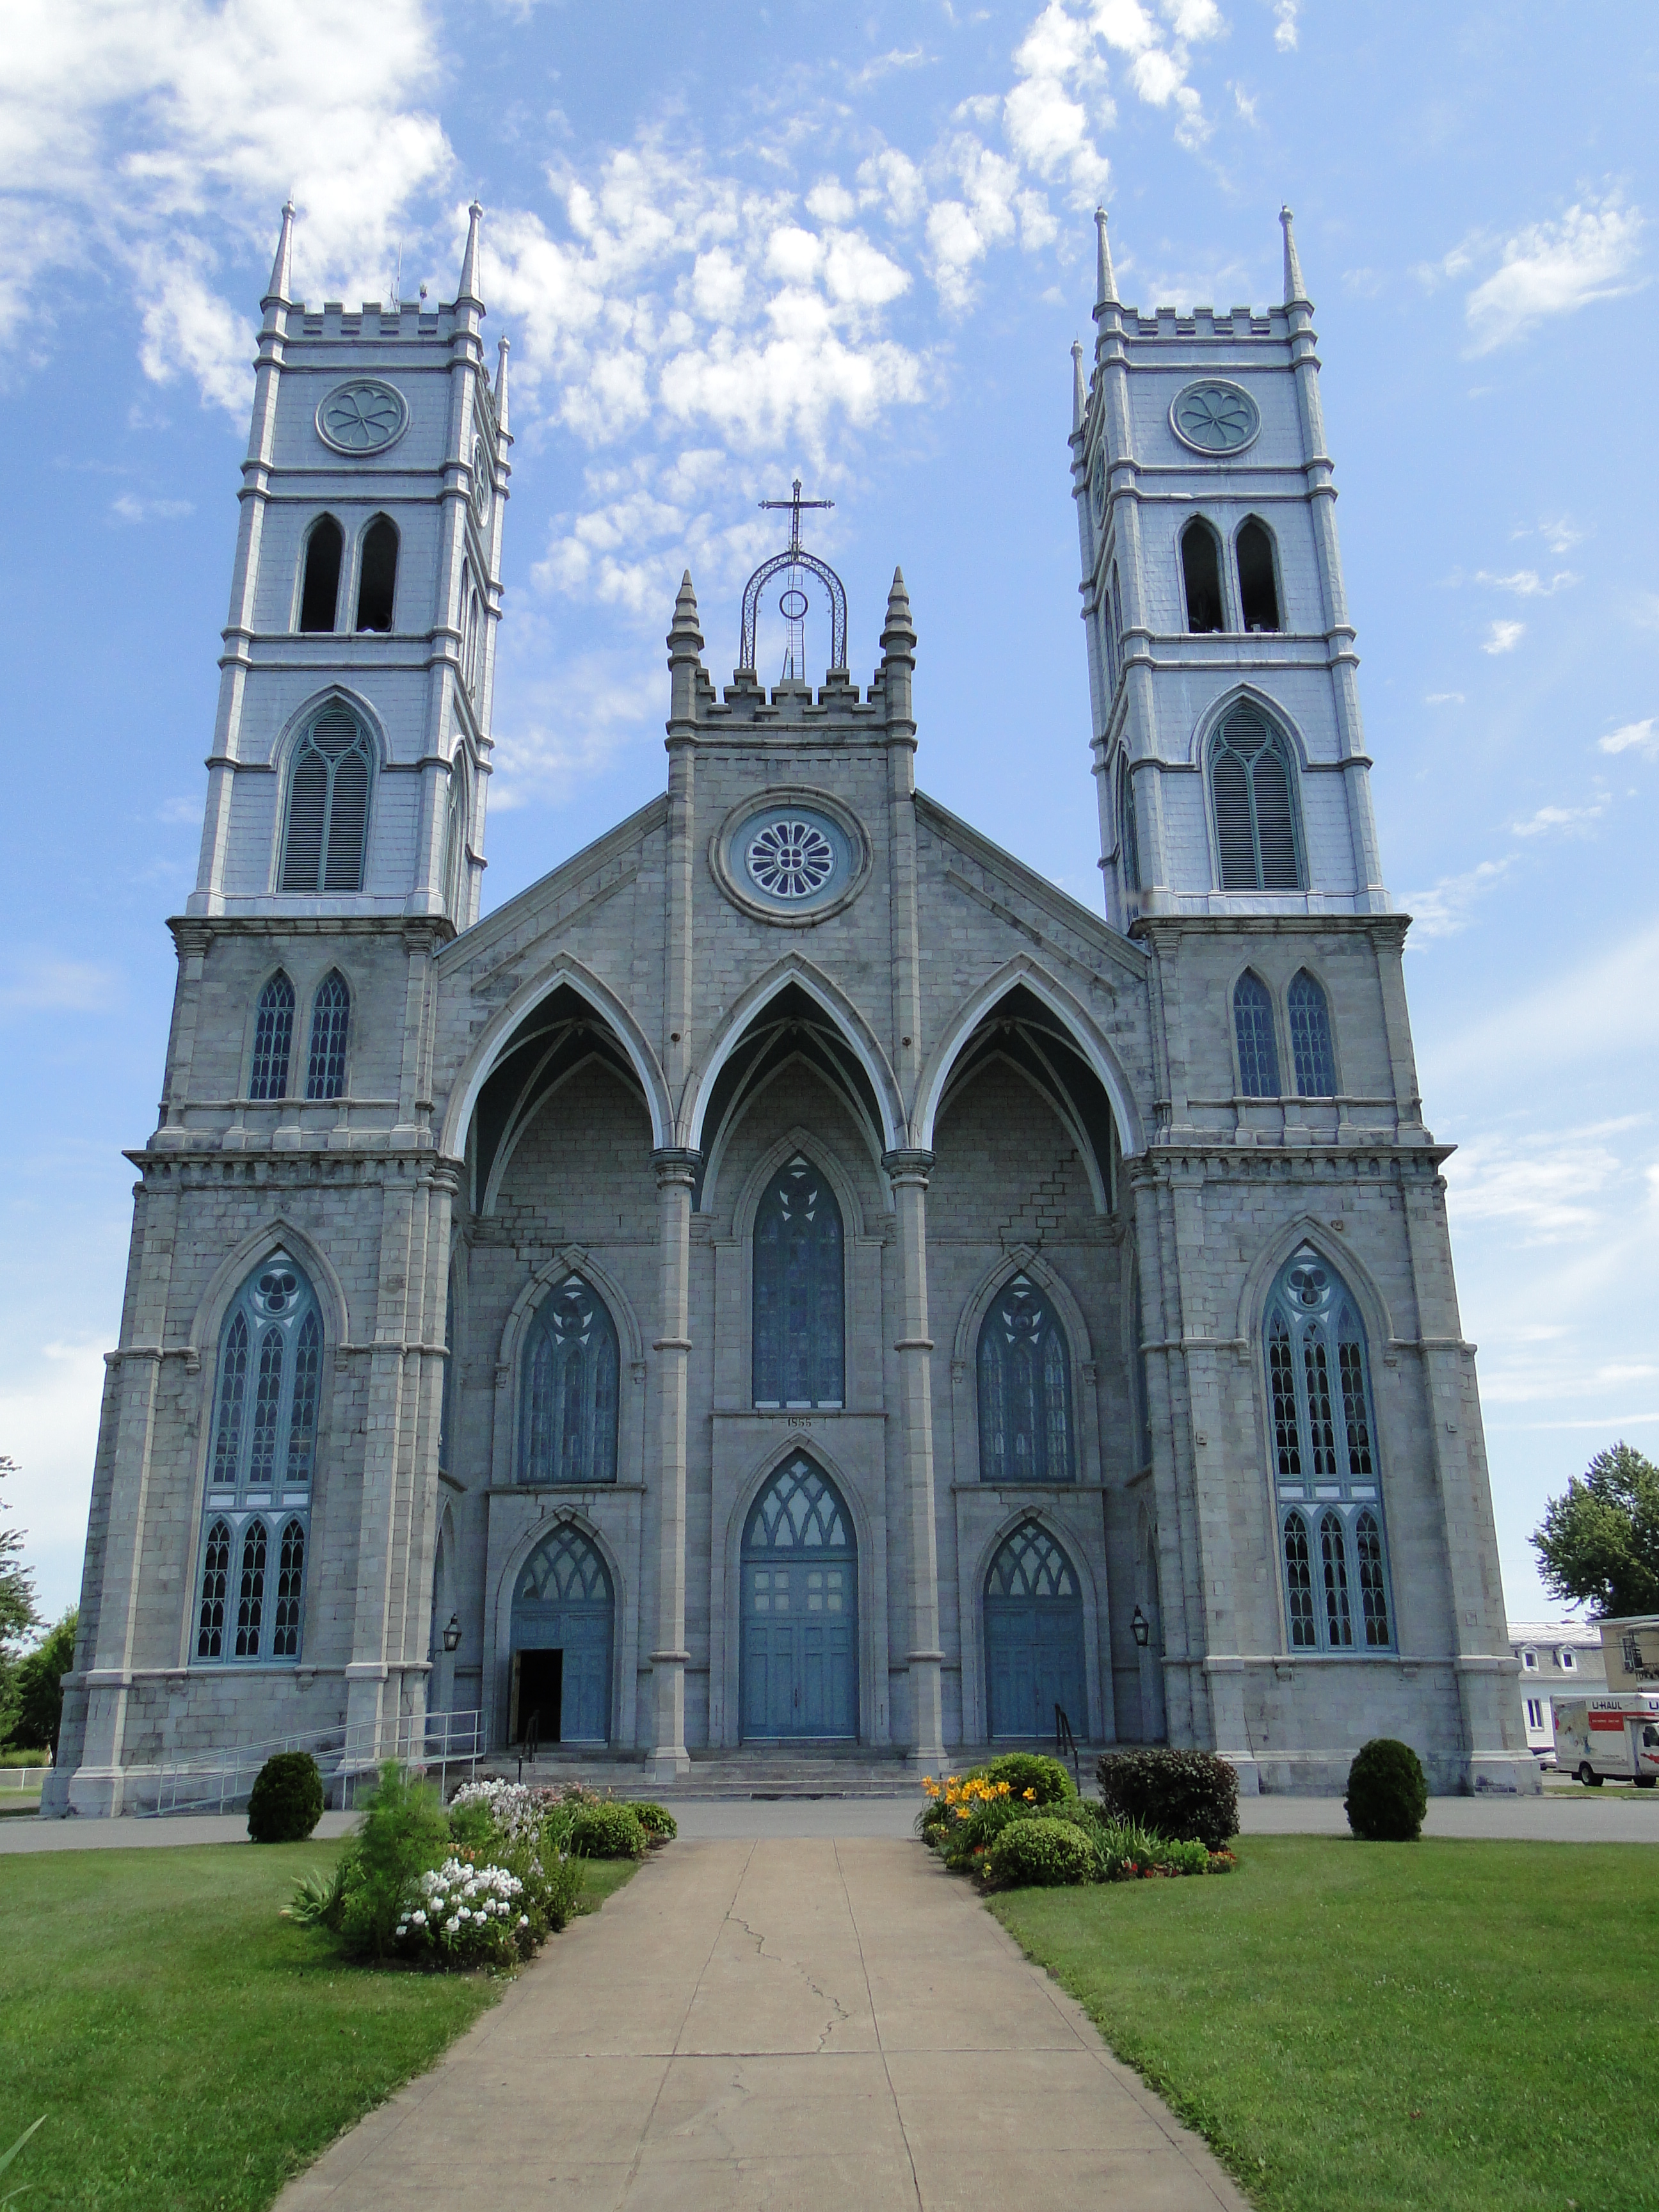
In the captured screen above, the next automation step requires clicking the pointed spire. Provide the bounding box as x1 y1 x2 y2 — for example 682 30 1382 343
264 200 296 307
1279 204 1308 308
669 568 703 653
882 565 915 650
1071 340 1086 433
456 200 485 310
495 334 511 435
1094 205 1117 309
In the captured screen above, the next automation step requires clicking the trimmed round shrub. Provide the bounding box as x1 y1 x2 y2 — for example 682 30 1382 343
1345 1738 1428 1842
628 1801 678 1843
247 1751 323 1843
1095 1749 1238 1851
940 1796 1038 1871
570 1803 648 1859
983 1752 1074 1805
984 1815 1093 1889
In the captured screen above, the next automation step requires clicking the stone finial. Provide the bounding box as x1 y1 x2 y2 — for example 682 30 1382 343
1279 204 1308 309
264 200 296 308
495 334 511 435
1071 339 1087 433
882 566 915 655
1094 205 1118 309
669 569 703 655
457 200 485 310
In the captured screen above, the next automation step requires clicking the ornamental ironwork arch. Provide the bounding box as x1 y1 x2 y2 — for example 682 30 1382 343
740 550 847 675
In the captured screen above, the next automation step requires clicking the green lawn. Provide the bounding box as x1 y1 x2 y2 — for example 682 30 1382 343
991 1835 1659 2212
0 1841 637 2211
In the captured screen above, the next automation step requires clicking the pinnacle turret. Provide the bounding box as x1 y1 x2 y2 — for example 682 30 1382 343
1094 206 1118 312
457 200 485 310
1071 339 1086 433
1279 204 1308 310
264 200 296 310
495 334 511 435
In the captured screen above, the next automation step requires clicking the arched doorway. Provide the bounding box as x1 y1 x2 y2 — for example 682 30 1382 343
984 1520 1086 1741
741 1454 857 1739
509 1524 613 1744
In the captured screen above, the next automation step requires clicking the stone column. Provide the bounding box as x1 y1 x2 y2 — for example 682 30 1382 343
884 1148 947 1768
648 1147 699 1782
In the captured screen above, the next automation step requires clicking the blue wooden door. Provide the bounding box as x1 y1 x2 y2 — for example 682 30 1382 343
741 1458 858 1739
511 1526 613 1745
984 1521 1086 1739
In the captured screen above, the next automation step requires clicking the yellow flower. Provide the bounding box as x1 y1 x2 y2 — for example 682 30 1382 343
1022 1788 1036 1801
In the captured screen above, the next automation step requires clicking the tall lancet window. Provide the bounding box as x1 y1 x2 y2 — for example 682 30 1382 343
193 1255 320 1663
298 517 342 633
1210 701 1302 892
305 971 350 1100
520 1274 619 1486
978 1272 1075 1484
1265 1247 1393 1653
249 973 295 1100
280 701 374 894
753 1155 844 1409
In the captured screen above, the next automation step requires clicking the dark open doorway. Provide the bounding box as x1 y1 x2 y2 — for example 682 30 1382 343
511 1647 563 1743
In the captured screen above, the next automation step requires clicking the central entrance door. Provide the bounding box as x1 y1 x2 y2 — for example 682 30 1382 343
741 1454 858 1739
984 1519 1087 1740
509 1524 613 1744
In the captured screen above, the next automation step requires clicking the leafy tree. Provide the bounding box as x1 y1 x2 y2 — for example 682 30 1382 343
1532 1442 1659 1617
9 1610 78 1757
0 1457 42 1743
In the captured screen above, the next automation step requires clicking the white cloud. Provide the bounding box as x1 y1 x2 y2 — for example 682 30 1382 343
110 493 195 523
1464 197 1645 354
1425 691 1465 706
1272 0 1299 50
0 1339 107 1621
1599 717 1658 760
490 651 664 810
1482 618 1525 654
0 952 119 1014
1400 854 1516 941
1509 800 1605 839
1474 568 1578 597
1444 1129 1624 1242
1427 923 1659 1084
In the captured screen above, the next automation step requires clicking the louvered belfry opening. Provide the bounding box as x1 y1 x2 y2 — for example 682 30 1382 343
280 701 373 893
1210 701 1301 891
298 517 343 633
355 517 398 632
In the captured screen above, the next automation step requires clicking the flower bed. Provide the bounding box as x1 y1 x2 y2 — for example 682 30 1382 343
920 1765 1237 1890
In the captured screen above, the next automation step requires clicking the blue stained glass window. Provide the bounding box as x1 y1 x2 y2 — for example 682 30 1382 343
1233 972 1280 1098
306 971 350 1100
521 1274 619 1484
753 1155 844 1409
978 1273 1075 1484
271 1519 306 1657
249 973 294 1100
1287 971 1336 1097
196 1519 232 1659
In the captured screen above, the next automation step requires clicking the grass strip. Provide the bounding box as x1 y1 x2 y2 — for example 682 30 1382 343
0 1840 637 2211
990 1834 1659 2212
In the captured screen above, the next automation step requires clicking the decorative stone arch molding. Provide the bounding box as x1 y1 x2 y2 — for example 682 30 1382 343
682 952 906 1158
438 951 675 1161
1232 1214 1399 1356
1188 680 1316 774
481 1052 653 1217
489 1246 650 1493
187 1215 352 1359
955 1501 1110 1747
710 1431 890 1751
269 683 394 774
912 955 1145 1160
728 1124 876 1247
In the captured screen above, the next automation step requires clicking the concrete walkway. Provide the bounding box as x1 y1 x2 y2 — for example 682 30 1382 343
274 1838 1248 2212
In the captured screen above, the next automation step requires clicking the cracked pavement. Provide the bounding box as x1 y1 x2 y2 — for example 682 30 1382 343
275 1837 1250 2211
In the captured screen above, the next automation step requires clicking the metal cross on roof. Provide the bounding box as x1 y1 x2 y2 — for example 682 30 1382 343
758 476 834 554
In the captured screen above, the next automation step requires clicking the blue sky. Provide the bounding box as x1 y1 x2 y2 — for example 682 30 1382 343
1 0 1655 1629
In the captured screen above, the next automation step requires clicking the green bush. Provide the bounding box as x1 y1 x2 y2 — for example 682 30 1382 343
339 1763 451 1955
0 1747 51 1768
1096 1749 1239 1851
627 1800 677 1843
246 1751 323 1844
940 1796 1039 1871
1345 1738 1429 1842
571 1803 647 1859
982 1752 1075 1804
983 1815 1094 1889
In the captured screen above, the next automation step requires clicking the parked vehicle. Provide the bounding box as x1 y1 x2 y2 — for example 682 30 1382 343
1552 1695 1659 1788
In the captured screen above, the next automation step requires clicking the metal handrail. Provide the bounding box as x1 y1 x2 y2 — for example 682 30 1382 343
144 1708 484 1817
1054 1704 1080 1791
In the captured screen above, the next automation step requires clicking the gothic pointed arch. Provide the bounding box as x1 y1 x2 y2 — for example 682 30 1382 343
188 1215 352 1358
278 696 376 894
506 1516 616 1743
737 1451 858 1739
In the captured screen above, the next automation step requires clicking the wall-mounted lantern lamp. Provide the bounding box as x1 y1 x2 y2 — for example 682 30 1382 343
1130 1605 1151 1649
442 1613 462 1654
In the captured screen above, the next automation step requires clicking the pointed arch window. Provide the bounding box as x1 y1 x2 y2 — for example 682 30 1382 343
305 971 350 1100
355 516 398 632
193 1256 321 1665
520 1273 619 1485
1288 970 1336 1097
978 1272 1075 1484
1237 518 1281 632
1118 759 1141 895
1181 519 1225 632
280 701 373 894
1233 971 1280 1098
249 973 295 1100
442 753 469 924
1110 563 1125 687
753 1155 844 1409
1265 1248 1393 1652
1210 701 1302 892
298 516 343 633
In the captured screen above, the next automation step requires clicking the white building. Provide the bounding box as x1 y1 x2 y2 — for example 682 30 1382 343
43 202 1536 1816
1507 1621 1607 1761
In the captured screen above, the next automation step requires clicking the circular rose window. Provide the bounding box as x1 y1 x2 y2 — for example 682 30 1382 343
746 817 837 900
721 799 858 919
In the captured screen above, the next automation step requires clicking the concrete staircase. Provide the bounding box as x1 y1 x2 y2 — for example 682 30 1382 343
479 1742 1107 1801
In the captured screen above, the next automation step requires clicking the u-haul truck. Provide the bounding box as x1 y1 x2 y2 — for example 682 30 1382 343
1553 1694 1659 1787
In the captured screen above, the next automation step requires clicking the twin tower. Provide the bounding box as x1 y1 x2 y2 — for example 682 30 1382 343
45 201 1532 1815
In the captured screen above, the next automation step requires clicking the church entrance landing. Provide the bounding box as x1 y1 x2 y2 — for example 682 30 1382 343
740 1454 858 1740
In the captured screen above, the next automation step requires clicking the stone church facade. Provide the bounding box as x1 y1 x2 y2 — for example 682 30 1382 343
45 202 1534 1816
